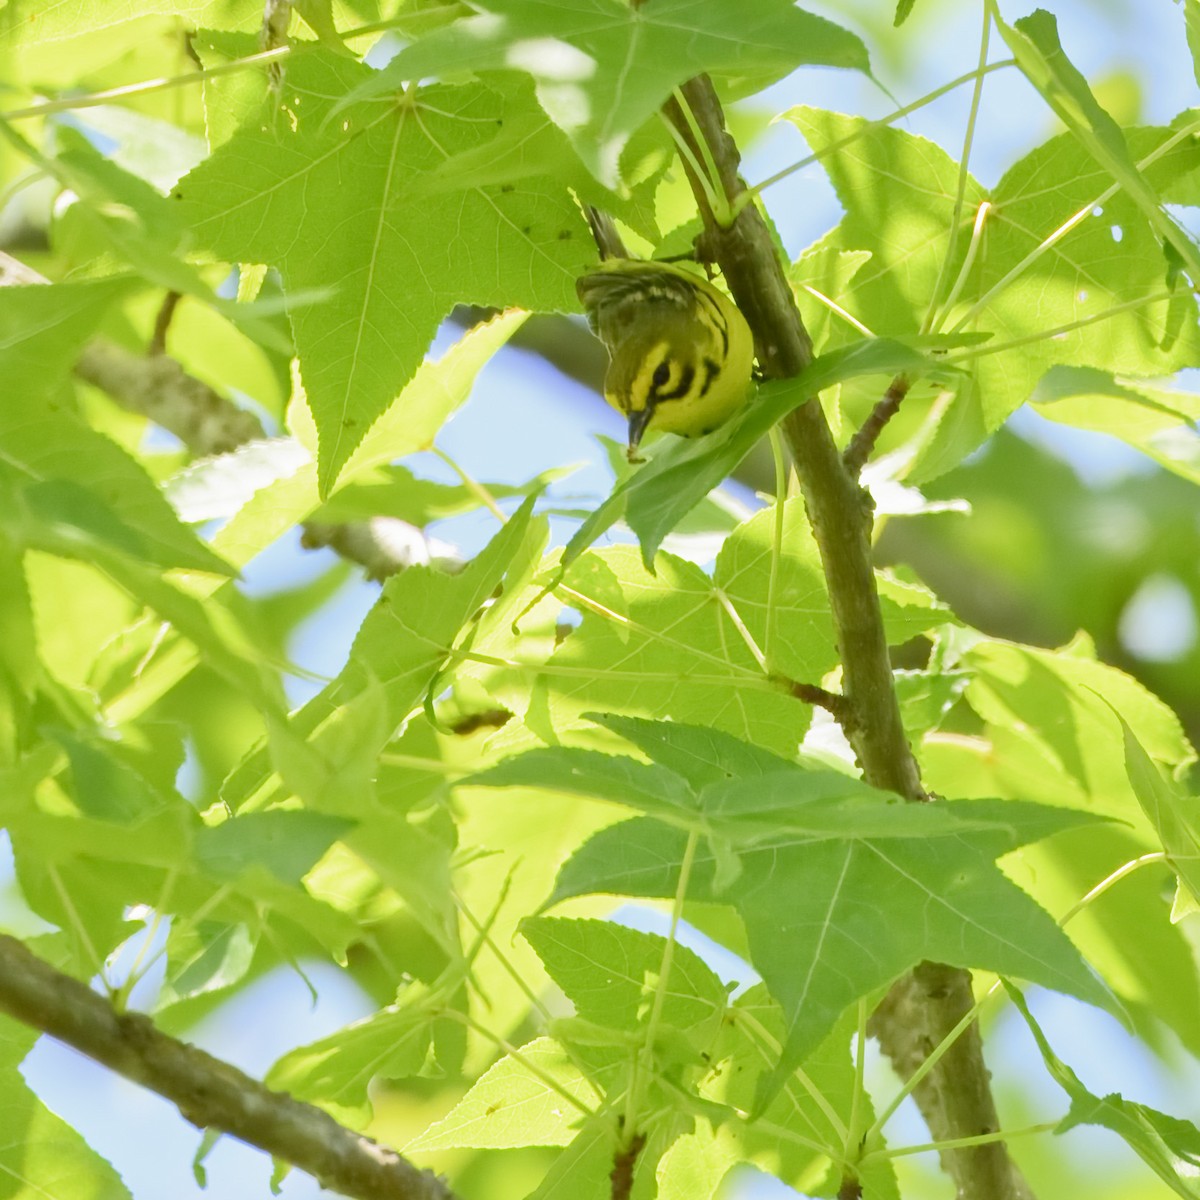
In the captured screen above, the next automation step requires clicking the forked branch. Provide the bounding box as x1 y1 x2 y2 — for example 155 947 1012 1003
663 75 1032 1200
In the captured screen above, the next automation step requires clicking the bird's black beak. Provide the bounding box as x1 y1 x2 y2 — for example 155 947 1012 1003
626 406 653 460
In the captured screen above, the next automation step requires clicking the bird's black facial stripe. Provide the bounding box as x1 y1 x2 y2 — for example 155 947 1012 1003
655 363 695 401
695 290 729 358
697 356 721 398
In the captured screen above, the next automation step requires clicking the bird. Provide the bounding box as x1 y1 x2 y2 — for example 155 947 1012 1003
576 208 755 460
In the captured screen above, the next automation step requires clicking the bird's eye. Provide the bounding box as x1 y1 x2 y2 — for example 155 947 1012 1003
651 361 671 389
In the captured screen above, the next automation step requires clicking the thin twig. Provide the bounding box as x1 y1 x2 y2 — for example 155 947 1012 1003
609 1131 646 1200
771 676 856 729
843 375 912 477
148 290 182 356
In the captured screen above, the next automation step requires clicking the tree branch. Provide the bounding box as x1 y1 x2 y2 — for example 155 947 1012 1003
0 935 457 1200
0 251 455 579
843 375 912 477
665 77 1030 1200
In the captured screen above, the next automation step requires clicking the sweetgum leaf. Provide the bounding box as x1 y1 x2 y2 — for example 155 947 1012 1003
1120 720 1200 915
1008 984 1200 1199
245 498 541 814
787 108 1200 472
409 1036 597 1150
523 545 813 754
548 800 1113 1104
523 917 728 1035
335 0 870 186
0 1016 130 1200
997 8 1200 287
975 124 1200 430
266 984 452 1127
585 713 797 788
0 281 235 576
1032 366 1200 486
963 638 1190 818
176 51 588 493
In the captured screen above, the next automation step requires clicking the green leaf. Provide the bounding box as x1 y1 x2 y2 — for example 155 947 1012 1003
334 309 529 487
524 546 812 754
0 310 234 575
971 123 1200 431
49 729 169 822
1187 1 1200 89
783 108 983 343
1 0 258 44
787 231 872 359
706 992 898 1198
223 498 541 813
467 746 697 821
713 499 952 679
1120 720 1200 916
193 811 353 885
156 920 256 1010
655 1120 743 1200
336 0 870 186
1007 983 1200 1199
176 51 588 493
549 799 1114 1104
469 734 1051 843
893 0 917 25
786 107 1200 467
0 278 128 392
523 917 728 1035
0 1015 131 1200
409 1036 596 1150
266 984 448 1127
42 127 212 298
1031 366 1200 485
293 499 538 770
586 712 797 788
995 8 1200 288
37 538 281 715
963 638 1191 817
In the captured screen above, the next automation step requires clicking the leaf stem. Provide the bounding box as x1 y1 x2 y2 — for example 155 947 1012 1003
1057 851 1169 927
732 1008 848 1144
0 46 291 121
743 60 1016 202
766 427 788 668
844 998 869 1164
753 1114 847 1162
950 114 1200 332
47 864 104 983
665 91 727 222
922 7 993 335
862 1121 1060 1164
926 201 994 333
713 587 768 670
431 447 508 523
442 1008 598 1119
862 977 1002 1148
623 829 698 1140
948 289 1177 364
